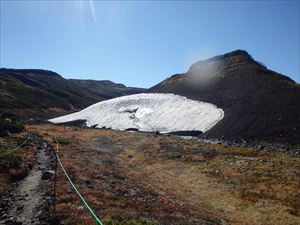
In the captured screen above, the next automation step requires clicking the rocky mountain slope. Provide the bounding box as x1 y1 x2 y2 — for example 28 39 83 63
150 50 300 144
0 68 145 119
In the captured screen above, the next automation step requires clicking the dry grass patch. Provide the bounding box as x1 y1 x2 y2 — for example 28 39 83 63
26 124 300 225
0 132 37 197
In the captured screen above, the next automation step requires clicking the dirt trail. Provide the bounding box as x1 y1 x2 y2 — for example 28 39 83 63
0 135 55 225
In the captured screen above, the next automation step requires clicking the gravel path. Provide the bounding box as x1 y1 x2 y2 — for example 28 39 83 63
0 135 55 225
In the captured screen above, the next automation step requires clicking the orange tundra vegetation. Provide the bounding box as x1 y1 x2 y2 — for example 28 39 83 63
0 132 36 196
27 124 300 225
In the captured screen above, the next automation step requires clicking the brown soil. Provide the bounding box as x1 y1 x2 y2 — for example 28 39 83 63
0 134 55 225
27 124 300 225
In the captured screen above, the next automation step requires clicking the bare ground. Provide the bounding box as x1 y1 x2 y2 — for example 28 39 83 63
0 135 55 225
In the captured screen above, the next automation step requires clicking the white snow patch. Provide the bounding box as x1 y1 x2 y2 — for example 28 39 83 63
49 93 224 133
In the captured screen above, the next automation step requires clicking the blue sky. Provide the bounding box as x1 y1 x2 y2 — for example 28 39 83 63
0 0 299 87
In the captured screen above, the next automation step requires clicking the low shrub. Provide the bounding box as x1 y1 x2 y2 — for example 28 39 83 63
103 218 156 225
0 113 24 135
53 138 71 145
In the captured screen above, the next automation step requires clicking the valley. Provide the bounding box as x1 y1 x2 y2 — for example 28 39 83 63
0 50 299 225
3 124 296 225
1 0 299 224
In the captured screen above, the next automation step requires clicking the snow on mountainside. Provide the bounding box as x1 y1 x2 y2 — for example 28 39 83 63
49 93 224 133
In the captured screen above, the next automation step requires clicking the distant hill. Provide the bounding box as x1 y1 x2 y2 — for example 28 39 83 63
0 68 145 119
150 50 300 144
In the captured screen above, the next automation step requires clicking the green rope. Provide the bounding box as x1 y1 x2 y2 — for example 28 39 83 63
0 134 31 158
54 137 104 225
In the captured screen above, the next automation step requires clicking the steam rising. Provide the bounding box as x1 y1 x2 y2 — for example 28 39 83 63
186 58 224 87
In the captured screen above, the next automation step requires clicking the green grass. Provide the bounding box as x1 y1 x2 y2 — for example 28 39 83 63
0 152 24 163
54 137 71 145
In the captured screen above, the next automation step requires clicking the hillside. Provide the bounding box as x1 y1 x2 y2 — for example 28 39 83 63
150 50 300 144
0 68 145 119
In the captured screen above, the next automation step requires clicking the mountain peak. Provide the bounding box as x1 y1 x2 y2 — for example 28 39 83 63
188 49 265 75
219 49 256 64
207 49 253 62
150 50 300 144
223 49 250 57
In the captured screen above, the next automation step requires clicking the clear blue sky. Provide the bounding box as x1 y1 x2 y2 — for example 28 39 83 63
1 0 299 87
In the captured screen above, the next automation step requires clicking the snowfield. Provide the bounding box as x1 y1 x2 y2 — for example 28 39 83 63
49 93 224 133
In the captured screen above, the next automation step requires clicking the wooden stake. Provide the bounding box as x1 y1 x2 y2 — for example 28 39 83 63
53 153 57 214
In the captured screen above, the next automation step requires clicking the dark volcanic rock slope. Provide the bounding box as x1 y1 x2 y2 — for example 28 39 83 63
150 50 300 144
0 69 145 119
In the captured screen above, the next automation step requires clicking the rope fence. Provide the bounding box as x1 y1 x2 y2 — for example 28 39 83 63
0 132 104 224
0 134 31 158
53 135 104 225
